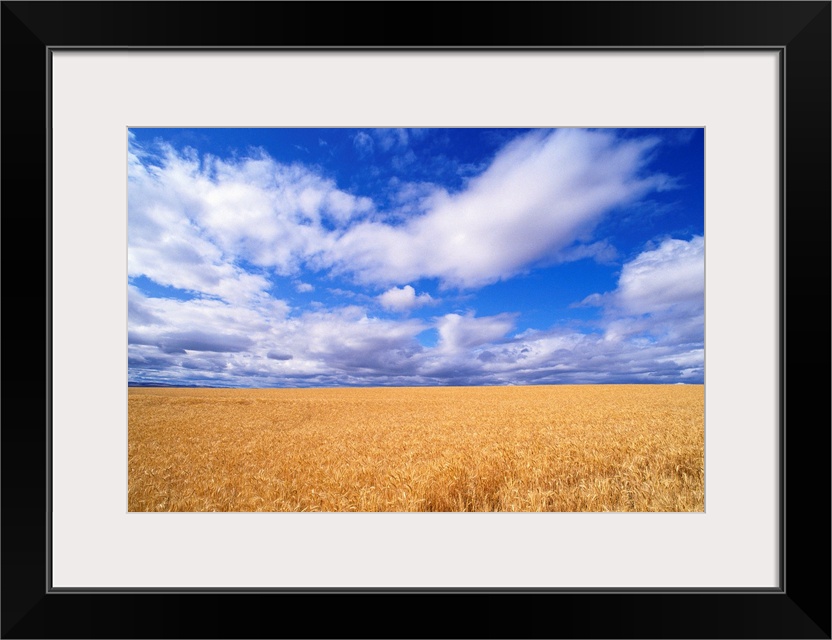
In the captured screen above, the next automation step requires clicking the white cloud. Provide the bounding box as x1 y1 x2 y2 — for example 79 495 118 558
447 236 705 384
128 281 435 387
128 269 702 387
130 130 670 298
297 306 426 369
128 142 372 302
128 131 701 388
128 147 273 305
353 131 374 155
576 235 704 327
614 235 704 316
377 285 434 312
583 236 704 349
435 312 516 354
581 235 705 372
327 129 669 288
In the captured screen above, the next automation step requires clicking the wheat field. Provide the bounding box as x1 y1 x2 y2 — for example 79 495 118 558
128 384 703 512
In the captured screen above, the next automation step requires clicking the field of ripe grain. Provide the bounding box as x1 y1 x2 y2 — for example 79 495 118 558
128 385 703 512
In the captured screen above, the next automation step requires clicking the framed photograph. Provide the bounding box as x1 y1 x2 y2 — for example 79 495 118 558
3 2 829 638
125 123 707 517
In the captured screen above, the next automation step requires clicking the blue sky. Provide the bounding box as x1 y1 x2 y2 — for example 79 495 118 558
128 128 704 387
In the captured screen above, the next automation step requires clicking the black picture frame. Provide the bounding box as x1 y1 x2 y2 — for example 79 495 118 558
2 2 829 638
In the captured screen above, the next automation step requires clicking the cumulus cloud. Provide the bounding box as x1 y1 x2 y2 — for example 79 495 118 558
128 141 372 304
128 287 163 326
377 285 434 312
573 236 705 349
127 130 701 388
127 287 429 387
614 235 704 316
580 235 704 376
300 306 426 358
415 236 704 385
130 130 669 296
327 129 670 288
128 271 702 387
435 312 516 354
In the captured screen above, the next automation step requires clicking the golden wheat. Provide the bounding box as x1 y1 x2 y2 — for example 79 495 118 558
128 384 703 512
